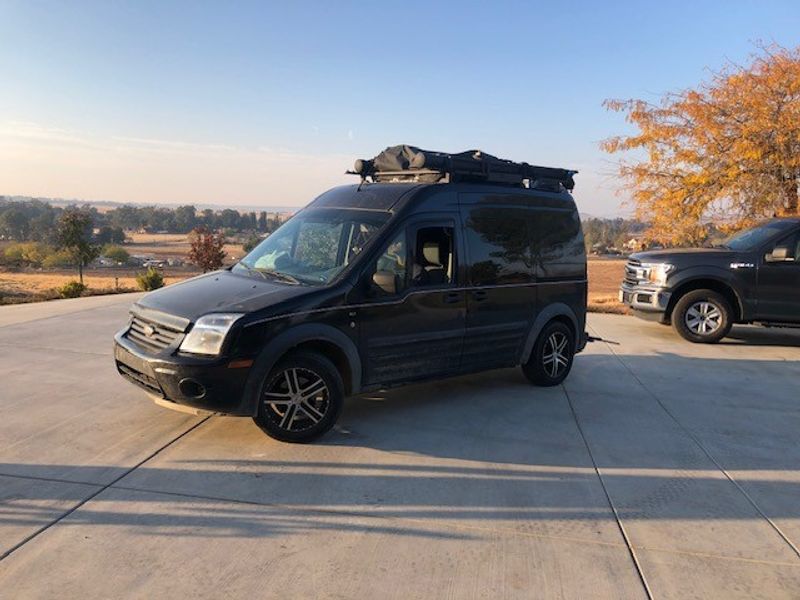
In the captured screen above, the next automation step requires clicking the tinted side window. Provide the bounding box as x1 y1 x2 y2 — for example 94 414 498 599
529 209 585 279
462 207 533 285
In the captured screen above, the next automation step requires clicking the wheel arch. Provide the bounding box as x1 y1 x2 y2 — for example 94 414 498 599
242 323 362 416
519 303 579 364
666 278 743 322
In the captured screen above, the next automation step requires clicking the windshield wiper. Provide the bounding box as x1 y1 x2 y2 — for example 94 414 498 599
237 262 271 280
258 269 302 285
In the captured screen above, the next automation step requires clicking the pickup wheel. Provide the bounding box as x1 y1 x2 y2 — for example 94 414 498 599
522 321 575 386
253 351 343 443
672 289 733 344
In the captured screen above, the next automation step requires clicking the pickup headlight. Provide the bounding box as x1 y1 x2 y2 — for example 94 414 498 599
641 262 674 286
179 313 243 356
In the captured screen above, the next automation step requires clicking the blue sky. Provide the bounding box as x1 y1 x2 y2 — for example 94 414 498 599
1 0 798 214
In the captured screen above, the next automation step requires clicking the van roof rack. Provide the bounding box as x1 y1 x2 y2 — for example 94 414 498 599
349 145 577 191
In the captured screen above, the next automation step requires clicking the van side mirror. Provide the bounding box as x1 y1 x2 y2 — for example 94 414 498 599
372 270 397 295
765 246 792 263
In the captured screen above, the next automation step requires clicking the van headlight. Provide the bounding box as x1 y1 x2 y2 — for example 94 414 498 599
642 263 674 286
179 313 243 356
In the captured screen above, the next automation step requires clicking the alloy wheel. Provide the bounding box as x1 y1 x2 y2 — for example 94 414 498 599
685 301 722 335
542 331 570 378
262 367 330 432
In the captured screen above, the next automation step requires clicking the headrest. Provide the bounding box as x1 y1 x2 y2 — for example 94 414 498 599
422 242 441 265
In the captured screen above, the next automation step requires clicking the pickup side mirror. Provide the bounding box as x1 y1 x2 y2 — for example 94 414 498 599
765 246 792 263
372 270 397 295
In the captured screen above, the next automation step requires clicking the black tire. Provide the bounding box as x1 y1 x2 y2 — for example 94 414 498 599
672 289 733 344
522 321 575 387
253 351 344 443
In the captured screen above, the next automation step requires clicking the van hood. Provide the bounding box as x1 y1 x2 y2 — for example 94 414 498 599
134 270 312 323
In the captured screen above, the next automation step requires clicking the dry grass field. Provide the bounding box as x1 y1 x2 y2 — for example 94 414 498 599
126 232 245 261
0 270 193 302
587 258 628 314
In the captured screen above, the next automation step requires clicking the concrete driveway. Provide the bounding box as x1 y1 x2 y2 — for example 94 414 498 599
1 294 799 599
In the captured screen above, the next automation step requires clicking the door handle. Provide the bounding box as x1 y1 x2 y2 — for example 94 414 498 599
472 290 489 302
442 291 462 304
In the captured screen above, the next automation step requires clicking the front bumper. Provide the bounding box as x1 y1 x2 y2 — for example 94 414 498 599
113 331 254 416
619 283 672 316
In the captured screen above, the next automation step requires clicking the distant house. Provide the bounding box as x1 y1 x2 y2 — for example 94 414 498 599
624 238 644 252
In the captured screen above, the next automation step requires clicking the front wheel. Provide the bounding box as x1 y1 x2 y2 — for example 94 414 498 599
672 289 733 343
522 321 575 386
253 351 343 443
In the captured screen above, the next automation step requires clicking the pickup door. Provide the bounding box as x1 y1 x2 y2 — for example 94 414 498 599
757 230 800 322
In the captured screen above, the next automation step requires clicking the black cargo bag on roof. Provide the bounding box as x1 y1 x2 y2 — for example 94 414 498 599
355 145 576 190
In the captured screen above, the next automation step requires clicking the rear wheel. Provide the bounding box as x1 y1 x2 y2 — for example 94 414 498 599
253 351 343 442
672 289 733 343
522 321 575 386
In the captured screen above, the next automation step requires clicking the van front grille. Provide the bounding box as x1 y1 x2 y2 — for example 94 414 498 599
125 315 183 352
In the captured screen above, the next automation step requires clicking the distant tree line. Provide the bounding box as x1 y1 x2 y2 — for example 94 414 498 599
101 204 284 235
0 197 286 242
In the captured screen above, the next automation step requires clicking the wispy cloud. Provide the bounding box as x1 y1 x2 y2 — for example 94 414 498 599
0 121 353 206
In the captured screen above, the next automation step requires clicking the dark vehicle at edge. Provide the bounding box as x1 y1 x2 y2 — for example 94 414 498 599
114 146 588 442
620 218 800 343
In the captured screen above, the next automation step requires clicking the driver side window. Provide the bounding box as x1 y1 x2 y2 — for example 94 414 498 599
373 231 408 295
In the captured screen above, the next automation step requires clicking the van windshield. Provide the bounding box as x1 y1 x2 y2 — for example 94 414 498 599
234 210 389 285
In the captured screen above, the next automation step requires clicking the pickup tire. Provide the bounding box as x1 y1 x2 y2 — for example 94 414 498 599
672 289 733 344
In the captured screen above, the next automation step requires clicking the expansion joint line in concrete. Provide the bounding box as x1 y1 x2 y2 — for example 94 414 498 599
562 384 655 600
0 416 211 562
597 331 800 561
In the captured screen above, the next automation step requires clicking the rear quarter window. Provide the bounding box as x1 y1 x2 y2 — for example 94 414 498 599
529 209 585 280
462 207 533 285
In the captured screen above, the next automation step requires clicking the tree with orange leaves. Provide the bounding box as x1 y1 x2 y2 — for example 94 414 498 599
602 45 800 245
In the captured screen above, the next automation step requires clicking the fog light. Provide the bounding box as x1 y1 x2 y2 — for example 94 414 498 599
178 378 206 399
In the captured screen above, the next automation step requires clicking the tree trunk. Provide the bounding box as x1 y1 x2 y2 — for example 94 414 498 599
784 177 799 215
79 262 83 285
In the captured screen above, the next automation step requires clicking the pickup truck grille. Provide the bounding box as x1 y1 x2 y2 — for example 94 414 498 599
623 258 641 286
126 314 183 352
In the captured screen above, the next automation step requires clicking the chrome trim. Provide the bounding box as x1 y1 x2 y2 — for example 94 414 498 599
619 282 671 312
130 304 191 332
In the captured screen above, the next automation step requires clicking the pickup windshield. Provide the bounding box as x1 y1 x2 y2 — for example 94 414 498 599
721 220 797 251
234 209 389 285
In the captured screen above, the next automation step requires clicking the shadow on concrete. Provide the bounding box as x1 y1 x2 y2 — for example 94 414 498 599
720 324 800 347
0 352 798 543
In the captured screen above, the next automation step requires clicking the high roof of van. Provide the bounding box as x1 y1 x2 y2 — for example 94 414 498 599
307 182 576 215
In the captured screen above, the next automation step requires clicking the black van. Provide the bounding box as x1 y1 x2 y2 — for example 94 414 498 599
114 146 588 442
